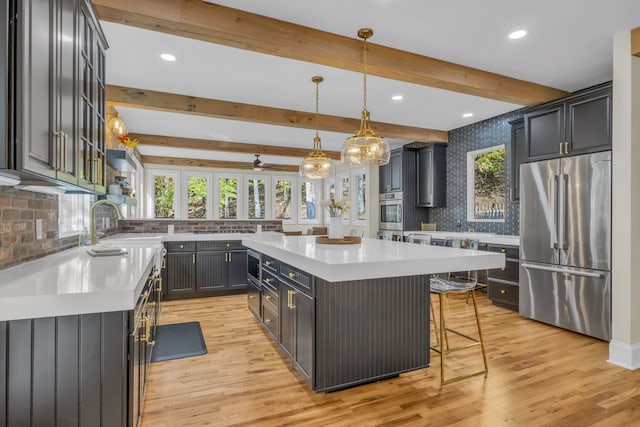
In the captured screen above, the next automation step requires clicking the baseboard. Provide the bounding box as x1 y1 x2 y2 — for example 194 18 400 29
608 340 640 370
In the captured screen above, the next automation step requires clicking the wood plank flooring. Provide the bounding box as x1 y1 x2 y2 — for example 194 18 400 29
141 293 640 426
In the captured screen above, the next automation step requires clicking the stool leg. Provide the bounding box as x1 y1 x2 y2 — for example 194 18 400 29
430 294 440 348
439 293 445 387
470 290 488 374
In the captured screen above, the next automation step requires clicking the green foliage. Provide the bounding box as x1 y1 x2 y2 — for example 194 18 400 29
188 177 207 219
275 180 292 219
474 148 506 198
219 178 238 219
154 176 175 218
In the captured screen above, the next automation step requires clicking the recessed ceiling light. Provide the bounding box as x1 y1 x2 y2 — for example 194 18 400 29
462 113 474 118
508 30 527 40
391 95 404 101
160 53 176 62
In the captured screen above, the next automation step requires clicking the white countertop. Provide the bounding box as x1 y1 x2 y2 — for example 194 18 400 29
403 231 520 246
0 243 162 321
241 234 505 283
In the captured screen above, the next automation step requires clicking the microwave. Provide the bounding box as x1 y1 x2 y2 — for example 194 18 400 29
379 192 403 231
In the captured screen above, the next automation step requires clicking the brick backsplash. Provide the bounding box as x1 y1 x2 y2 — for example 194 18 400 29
428 110 524 236
118 219 283 234
0 187 77 269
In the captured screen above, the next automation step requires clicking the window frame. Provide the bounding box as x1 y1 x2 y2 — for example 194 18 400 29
350 168 367 226
298 179 321 225
244 174 270 221
466 144 506 223
58 193 92 238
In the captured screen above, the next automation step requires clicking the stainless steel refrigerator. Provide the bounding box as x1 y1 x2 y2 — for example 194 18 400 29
519 151 611 341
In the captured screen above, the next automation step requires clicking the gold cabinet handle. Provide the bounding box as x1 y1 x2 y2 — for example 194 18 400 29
226 243 230 248
179 244 184 249
288 272 295 279
264 294 271 300
162 257 166 269
290 290 297 309
249 295 256 299
225 253 228 262
264 261 271 267
265 318 272 324
501 248 506 253
229 253 232 262
264 277 272 284
501 267 506 271
500 289 507 294
193 254 196 264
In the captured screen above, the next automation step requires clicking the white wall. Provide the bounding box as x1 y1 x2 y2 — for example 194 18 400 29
610 30 640 369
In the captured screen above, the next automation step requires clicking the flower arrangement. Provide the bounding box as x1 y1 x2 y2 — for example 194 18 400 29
117 135 139 149
321 195 352 217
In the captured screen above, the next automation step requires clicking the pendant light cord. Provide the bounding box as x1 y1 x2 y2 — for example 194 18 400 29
362 36 368 112
315 79 320 147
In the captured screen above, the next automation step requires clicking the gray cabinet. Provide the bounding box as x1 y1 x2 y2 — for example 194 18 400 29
7 0 106 191
416 144 446 207
510 118 525 202
486 244 519 311
524 82 611 162
165 240 247 300
279 266 314 383
379 149 402 193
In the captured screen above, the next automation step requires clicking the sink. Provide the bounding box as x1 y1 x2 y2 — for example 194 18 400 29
98 235 164 274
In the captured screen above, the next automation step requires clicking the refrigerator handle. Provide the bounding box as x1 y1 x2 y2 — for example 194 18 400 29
562 174 569 251
551 175 559 249
521 263 605 279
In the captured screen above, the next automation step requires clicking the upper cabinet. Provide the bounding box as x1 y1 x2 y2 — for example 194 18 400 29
416 144 446 208
523 82 611 162
378 149 402 193
8 0 107 192
509 118 525 202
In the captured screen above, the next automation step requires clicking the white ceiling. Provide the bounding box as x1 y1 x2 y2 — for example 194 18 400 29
101 0 640 167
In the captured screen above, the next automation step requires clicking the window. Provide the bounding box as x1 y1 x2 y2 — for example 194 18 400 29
299 180 319 223
467 145 506 222
336 173 350 222
215 174 241 219
246 176 267 219
352 169 367 225
153 174 176 218
273 177 296 222
58 194 91 237
186 175 208 219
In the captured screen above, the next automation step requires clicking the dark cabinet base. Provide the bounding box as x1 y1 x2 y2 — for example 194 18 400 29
488 279 519 311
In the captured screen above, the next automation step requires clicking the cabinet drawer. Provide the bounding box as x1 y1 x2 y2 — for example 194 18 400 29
488 259 519 282
262 269 278 288
166 242 196 252
196 240 243 251
262 255 279 275
262 282 278 308
280 264 313 293
262 300 279 340
488 280 519 310
487 244 519 259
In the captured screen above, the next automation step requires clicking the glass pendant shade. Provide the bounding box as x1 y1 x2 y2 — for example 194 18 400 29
341 28 390 166
108 113 127 137
300 76 335 180
300 137 335 179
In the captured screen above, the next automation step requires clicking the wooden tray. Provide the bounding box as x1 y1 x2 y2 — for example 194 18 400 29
315 236 361 245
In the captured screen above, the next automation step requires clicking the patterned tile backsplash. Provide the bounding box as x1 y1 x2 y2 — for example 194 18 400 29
428 109 524 236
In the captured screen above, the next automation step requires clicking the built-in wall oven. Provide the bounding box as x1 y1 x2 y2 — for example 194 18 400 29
379 192 403 231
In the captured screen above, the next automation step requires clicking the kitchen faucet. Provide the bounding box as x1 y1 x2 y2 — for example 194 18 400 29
90 199 123 245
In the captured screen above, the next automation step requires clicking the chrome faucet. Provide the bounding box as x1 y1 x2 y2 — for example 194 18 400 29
90 199 123 245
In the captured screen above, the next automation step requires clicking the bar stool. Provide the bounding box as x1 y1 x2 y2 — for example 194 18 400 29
429 259 488 386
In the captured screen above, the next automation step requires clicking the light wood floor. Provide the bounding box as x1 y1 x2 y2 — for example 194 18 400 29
142 293 640 427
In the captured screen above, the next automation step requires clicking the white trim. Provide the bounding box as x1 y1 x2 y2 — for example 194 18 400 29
182 171 213 219
350 168 368 226
272 176 297 223
608 340 640 370
298 179 321 224
466 144 506 223
145 168 180 219
244 174 270 220
213 172 244 220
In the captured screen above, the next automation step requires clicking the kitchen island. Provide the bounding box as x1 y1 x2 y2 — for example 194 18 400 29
241 234 504 392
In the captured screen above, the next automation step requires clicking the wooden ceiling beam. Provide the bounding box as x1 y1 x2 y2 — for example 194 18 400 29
107 85 448 142
141 155 299 172
632 27 640 57
128 133 342 160
93 0 567 106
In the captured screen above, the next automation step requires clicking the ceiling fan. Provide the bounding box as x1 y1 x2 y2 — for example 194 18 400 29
252 154 282 171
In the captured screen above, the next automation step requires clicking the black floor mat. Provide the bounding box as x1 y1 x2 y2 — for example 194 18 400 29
151 322 207 362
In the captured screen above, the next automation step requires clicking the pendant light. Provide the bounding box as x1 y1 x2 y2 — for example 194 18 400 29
341 28 390 166
299 76 335 180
